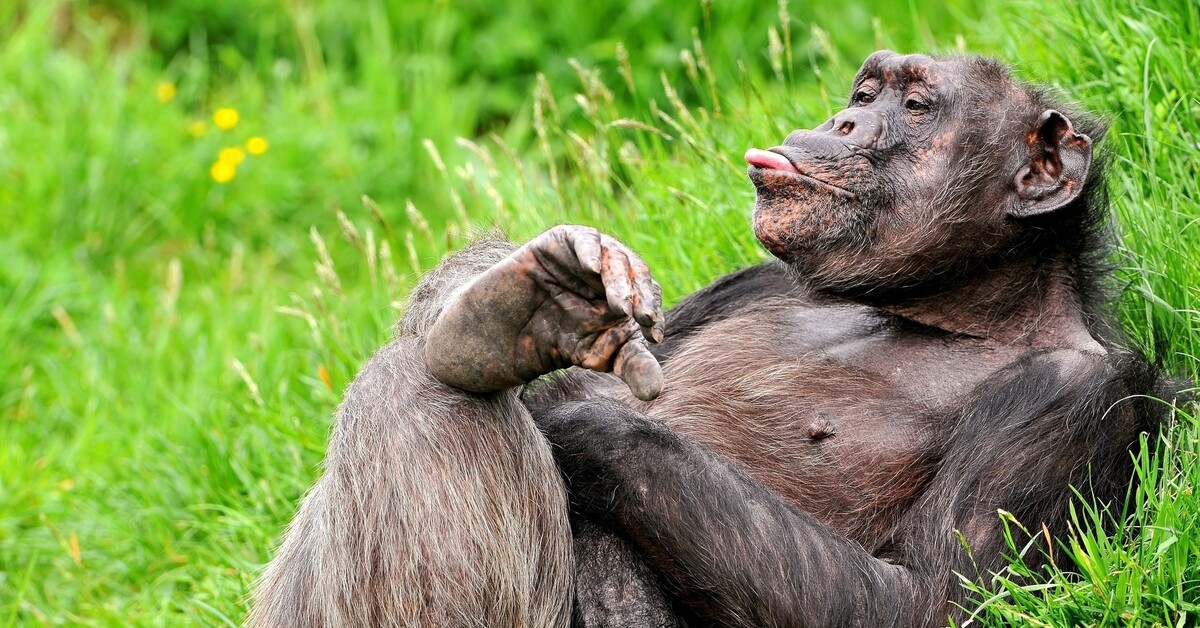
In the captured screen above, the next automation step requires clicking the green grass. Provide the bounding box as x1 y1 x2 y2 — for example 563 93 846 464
1 0 1196 625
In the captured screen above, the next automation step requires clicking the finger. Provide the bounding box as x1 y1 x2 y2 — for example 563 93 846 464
599 244 635 319
567 227 603 276
613 339 664 401
574 324 629 372
639 320 664 344
534 228 601 298
632 280 660 328
628 258 664 338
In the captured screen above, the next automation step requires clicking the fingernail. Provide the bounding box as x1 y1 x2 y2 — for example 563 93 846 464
651 327 664 343
636 373 663 401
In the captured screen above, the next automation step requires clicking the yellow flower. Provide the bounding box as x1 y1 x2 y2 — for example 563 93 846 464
245 136 269 155
213 107 239 131
211 160 236 183
219 147 247 166
155 81 176 103
187 121 207 138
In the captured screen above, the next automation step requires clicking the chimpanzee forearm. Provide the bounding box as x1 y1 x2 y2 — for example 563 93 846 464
535 398 918 627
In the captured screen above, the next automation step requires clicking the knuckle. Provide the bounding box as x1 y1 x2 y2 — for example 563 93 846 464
579 350 611 371
566 224 598 239
547 224 586 245
599 233 626 251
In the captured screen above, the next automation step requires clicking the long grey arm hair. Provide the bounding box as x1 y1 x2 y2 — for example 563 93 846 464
248 236 574 628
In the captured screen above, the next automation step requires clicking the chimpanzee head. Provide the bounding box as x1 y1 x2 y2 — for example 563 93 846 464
746 51 1106 297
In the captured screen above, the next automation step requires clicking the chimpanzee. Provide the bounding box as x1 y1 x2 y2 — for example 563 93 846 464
249 51 1168 627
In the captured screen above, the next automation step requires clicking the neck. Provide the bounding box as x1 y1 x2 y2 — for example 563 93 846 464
868 254 1086 346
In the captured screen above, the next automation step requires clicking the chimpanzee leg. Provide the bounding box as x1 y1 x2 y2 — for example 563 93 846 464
250 239 574 627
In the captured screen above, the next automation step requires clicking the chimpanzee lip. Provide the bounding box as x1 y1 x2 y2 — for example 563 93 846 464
748 161 857 199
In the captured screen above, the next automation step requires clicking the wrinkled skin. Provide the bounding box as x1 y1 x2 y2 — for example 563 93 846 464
750 51 1091 296
426 225 666 401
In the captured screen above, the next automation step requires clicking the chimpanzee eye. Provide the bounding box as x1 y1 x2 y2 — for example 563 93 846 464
852 91 876 105
905 98 930 113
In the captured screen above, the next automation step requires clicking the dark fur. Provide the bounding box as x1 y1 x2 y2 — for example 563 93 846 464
531 349 1163 626
250 54 1172 628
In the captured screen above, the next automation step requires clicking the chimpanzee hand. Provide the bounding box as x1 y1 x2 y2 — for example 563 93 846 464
425 225 665 400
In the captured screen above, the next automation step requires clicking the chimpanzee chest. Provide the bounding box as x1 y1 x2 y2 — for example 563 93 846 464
640 299 1017 550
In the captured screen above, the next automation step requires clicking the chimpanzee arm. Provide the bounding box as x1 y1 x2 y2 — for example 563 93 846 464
534 350 1161 627
891 349 1162 623
537 397 915 627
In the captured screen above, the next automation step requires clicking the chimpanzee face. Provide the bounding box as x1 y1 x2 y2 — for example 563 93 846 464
746 51 1092 295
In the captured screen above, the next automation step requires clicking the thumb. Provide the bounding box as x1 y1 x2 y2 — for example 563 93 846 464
613 339 663 401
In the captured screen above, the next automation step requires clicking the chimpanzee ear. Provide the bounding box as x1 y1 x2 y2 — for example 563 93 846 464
1009 109 1092 218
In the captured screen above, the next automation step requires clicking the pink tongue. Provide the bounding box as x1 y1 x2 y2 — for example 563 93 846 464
745 148 798 173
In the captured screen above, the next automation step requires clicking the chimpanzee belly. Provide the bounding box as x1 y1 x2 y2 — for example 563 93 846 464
630 298 1020 550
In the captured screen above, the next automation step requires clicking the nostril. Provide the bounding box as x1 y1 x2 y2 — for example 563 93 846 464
839 121 854 135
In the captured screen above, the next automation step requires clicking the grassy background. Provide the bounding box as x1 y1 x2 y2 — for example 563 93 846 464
1 0 1196 625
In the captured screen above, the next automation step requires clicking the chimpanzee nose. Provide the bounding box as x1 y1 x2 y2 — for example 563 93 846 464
792 108 883 149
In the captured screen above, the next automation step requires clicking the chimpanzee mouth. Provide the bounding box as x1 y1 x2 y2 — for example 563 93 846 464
744 148 857 199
